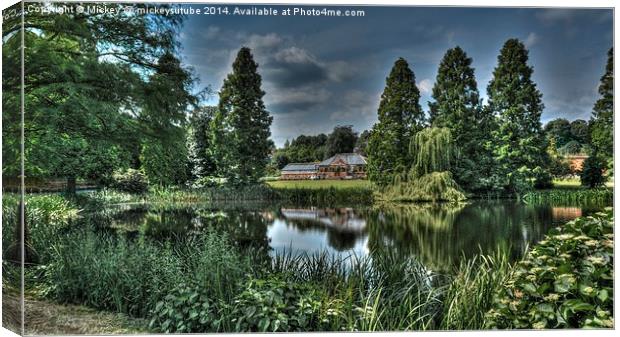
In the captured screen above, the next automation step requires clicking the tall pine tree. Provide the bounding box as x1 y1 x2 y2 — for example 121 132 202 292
487 39 549 193
211 47 273 184
428 46 492 192
366 58 424 186
589 48 613 169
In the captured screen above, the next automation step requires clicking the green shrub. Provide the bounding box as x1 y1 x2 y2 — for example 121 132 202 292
533 167 553 189
149 284 218 333
1 195 19 259
229 277 324 332
112 169 149 193
191 176 222 188
79 188 137 206
43 228 249 318
486 209 613 329
43 231 184 317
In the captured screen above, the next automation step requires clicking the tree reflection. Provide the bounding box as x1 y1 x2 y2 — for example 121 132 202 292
97 201 595 273
364 202 560 272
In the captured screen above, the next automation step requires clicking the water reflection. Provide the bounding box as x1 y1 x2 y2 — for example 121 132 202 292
97 201 606 272
269 208 368 255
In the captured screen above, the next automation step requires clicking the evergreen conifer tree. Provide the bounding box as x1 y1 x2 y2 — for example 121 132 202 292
211 47 273 185
428 46 492 192
487 39 549 193
589 48 613 168
367 58 424 186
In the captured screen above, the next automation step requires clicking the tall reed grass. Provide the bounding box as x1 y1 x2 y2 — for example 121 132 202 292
2 193 80 264
36 221 512 332
273 186 373 205
439 251 512 330
523 188 612 205
42 228 251 318
76 184 372 207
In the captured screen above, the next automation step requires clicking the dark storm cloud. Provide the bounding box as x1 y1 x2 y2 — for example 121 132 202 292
265 47 330 88
182 25 357 116
179 5 613 146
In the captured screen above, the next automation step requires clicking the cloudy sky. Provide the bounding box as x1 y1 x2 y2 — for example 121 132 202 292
179 5 613 147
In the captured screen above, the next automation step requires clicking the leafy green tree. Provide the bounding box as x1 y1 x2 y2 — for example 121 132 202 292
139 52 198 186
271 151 291 170
558 140 584 155
409 128 457 177
367 58 424 186
325 125 358 158
354 130 371 156
381 128 466 202
580 154 607 188
141 136 189 186
544 118 572 148
141 52 199 137
211 47 273 184
428 46 493 192
544 118 589 156
589 48 613 168
569 119 590 145
546 137 571 179
429 47 479 127
2 3 194 193
285 134 327 163
487 39 549 193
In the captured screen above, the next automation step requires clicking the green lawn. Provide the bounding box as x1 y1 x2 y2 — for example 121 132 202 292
553 177 614 189
553 178 582 189
267 179 372 189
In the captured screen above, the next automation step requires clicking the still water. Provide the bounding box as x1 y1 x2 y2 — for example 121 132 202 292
100 201 606 271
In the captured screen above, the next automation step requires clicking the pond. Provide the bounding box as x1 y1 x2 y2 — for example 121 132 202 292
89 199 608 272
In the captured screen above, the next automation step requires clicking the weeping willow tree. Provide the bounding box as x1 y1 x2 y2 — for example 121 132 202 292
409 127 457 178
379 127 466 202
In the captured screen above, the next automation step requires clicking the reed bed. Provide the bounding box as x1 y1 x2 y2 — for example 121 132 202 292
523 188 612 205
11 218 512 332
71 184 373 208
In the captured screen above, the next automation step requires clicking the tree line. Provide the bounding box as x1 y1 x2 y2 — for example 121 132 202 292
265 125 363 171
364 40 613 195
2 4 612 194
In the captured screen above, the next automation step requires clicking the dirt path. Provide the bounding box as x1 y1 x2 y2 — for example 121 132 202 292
3 291 148 335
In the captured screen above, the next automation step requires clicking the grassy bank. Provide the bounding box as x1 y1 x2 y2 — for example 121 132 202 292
267 180 372 189
267 180 374 205
2 290 147 335
553 178 614 189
